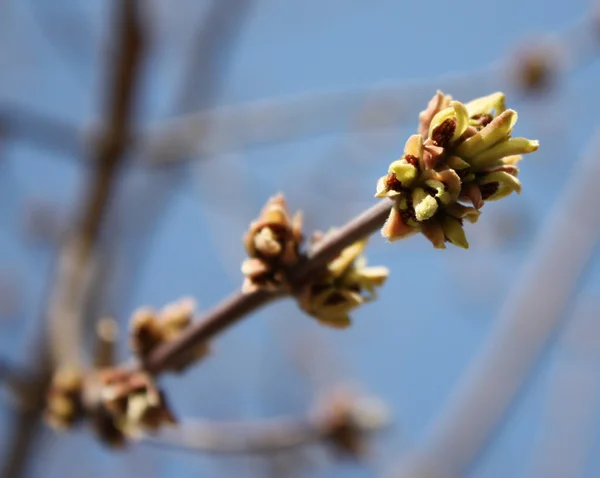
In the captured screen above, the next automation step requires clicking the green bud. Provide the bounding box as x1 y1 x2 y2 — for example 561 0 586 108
389 159 418 186
441 215 469 249
469 138 539 169
465 92 506 117
425 179 451 205
447 155 471 170
421 222 446 249
479 171 522 200
455 109 518 158
412 188 439 221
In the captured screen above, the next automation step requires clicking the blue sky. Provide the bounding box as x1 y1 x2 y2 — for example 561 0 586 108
1 1 600 477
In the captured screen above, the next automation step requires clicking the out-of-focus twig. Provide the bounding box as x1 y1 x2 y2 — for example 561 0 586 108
0 103 81 158
0 1 145 477
48 0 144 371
103 0 256 312
93 317 119 368
523 298 600 478
0 357 32 397
388 126 600 478
141 388 390 457
142 15 598 164
2 14 595 169
142 416 323 455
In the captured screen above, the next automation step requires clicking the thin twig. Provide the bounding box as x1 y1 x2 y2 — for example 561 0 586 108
102 0 256 316
0 1 145 477
145 198 393 374
48 0 144 370
141 15 597 164
0 103 81 158
0 358 32 396
140 416 323 455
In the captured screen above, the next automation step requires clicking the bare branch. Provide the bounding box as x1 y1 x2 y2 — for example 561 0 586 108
0 103 81 158
138 389 390 457
0 357 32 396
141 416 322 455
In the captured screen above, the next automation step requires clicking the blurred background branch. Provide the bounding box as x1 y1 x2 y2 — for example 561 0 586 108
0 1 145 476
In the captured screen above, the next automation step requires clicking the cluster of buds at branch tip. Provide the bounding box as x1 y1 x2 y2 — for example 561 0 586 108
241 193 303 293
130 297 209 372
377 91 539 248
297 231 389 329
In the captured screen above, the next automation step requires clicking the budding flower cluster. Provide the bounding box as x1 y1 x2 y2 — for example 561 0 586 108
98 368 176 442
241 193 303 293
130 297 209 372
298 232 389 329
376 91 539 248
241 196 387 327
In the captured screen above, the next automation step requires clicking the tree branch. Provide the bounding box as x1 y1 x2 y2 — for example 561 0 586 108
145 198 393 374
0 104 81 158
139 387 390 457
141 416 323 455
0 358 32 397
0 1 145 477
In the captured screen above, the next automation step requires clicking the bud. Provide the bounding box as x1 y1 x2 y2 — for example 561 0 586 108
454 109 518 158
418 90 453 138
298 234 388 328
242 194 303 293
428 101 469 147
130 298 209 372
377 91 539 248
375 135 421 199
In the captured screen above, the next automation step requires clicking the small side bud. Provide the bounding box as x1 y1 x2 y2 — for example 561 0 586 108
298 234 388 329
242 194 304 293
129 299 208 372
